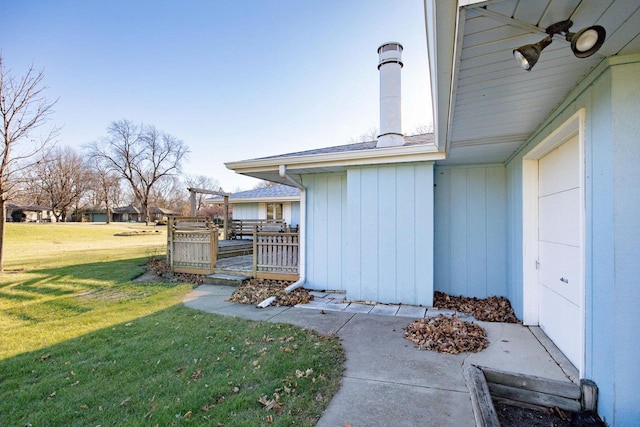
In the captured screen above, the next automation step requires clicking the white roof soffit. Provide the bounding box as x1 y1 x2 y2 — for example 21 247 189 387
433 0 640 166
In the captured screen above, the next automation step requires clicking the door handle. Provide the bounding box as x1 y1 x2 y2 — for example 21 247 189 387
560 277 569 284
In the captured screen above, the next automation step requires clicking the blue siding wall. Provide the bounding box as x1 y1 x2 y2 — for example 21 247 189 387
303 173 348 291
434 165 507 298
346 163 434 306
505 56 640 425
290 202 300 227
232 204 259 220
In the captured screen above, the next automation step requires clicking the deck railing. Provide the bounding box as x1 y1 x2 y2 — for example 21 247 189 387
253 230 299 281
167 216 218 274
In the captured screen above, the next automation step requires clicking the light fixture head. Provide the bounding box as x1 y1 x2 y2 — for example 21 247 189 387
513 19 606 71
513 36 552 71
567 25 606 58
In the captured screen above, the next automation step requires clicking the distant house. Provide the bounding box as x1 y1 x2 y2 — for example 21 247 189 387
5 204 55 222
225 1 640 425
207 184 301 227
86 206 177 223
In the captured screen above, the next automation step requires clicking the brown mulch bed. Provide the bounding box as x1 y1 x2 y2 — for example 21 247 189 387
404 314 488 354
495 401 605 427
434 291 519 323
228 278 314 307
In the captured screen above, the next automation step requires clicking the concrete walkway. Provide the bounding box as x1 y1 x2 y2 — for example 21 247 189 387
184 285 578 426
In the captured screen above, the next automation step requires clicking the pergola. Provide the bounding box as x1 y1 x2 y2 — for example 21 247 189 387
187 187 231 239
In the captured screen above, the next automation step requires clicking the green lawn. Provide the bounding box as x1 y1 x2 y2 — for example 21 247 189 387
0 223 344 426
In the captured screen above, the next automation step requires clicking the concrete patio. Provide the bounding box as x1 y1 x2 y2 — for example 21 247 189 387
183 284 579 426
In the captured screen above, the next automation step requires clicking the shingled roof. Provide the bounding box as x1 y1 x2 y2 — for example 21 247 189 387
208 184 300 204
254 133 435 161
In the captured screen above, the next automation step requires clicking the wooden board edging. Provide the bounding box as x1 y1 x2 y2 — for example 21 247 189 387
466 365 500 427
466 365 598 426
480 366 581 399
488 382 581 412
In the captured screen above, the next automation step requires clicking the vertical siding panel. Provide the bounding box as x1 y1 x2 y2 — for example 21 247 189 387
314 176 329 287
467 168 488 297
346 170 362 299
506 160 523 312
434 167 451 294
360 168 379 299
450 169 468 296
414 163 434 306
305 176 316 287
396 165 416 304
378 166 397 303
340 175 349 290
327 174 344 289
590 69 616 421
486 166 507 296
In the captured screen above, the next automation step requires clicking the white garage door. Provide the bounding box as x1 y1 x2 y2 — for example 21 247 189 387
538 134 583 369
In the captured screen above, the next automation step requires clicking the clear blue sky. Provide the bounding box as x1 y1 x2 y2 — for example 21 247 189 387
3 0 432 191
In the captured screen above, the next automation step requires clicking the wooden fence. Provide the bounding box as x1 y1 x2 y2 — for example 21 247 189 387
167 216 218 274
253 231 299 280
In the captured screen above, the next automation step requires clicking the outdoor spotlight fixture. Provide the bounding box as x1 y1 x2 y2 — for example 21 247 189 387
513 19 606 71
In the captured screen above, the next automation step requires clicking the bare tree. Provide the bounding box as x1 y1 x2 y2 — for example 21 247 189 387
85 157 122 224
149 175 186 212
408 123 434 135
87 119 189 225
0 55 59 271
184 174 223 212
349 126 379 143
34 146 88 222
253 180 278 190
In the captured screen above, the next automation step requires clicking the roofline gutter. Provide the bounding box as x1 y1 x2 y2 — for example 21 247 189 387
225 143 442 171
257 165 307 308
207 196 300 205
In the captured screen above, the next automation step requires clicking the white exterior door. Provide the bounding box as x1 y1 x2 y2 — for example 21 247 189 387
537 134 584 370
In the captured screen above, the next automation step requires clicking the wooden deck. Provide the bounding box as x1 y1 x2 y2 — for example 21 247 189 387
217 239 253 258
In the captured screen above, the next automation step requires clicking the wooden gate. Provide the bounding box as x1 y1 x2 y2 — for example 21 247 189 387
167 217 218 274
253 231 299 280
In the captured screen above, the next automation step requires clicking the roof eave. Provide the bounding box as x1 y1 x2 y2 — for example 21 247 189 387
425 0 482 154
226 143 444 173
209 195 300 205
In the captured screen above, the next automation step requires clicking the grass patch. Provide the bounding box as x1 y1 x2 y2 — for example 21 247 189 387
0 223 345 426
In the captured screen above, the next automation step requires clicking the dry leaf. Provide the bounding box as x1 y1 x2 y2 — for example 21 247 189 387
229 279 313 306
120 397 131 406
404 315 488 354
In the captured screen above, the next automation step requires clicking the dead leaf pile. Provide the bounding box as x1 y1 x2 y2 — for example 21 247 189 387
404 314 488 354
145 256 204 285
434 291 519 323
229 279 313 306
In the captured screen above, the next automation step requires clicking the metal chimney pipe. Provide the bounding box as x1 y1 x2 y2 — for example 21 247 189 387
377 42 404 148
